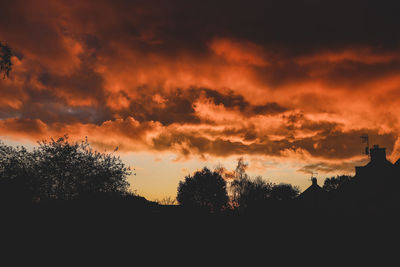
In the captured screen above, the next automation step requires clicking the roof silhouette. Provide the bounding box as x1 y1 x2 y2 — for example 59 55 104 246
354 145 398 184
297 177 328 211
299 178 325 198
336 144 400 215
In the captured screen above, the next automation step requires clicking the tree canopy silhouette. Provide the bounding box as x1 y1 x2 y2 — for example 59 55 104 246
0 142 36 204
323 175 352 193
177 167 228 213
0 42 12 78
231 175 273 211
229 158 273 211
270 183 300 201
0 136 131 203
229 158 300 212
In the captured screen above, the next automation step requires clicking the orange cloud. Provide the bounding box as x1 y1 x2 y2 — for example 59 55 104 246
209 38 269 66
1 0 400 175
296 48 400 65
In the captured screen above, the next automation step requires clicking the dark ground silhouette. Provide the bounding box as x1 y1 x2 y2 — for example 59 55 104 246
1 138 399 262
1 138 399 220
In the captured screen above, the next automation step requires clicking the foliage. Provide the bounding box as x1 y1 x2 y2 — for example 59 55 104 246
177 167 229 212
270 183 300 201
229 158 300 211
0 42 12 78
0 142 36 203
155 196 177 205
231 175 273 211
235 157 248 180
0 136 131 203
323 175 353 192
230 157 252 207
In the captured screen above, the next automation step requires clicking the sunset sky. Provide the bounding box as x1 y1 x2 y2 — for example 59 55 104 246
1 0 400 200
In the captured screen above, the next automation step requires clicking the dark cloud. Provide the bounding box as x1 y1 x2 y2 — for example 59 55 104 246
0 54 111 125
151 130 285 158
308 60 400 89
297 160 366 175
113 87 287 126
0 118 47 139
151 125 398 160
1 0 400 166
4 0 398 59
201 88 288 116
88 0 400 53
123 88 200 126
292 129 397 159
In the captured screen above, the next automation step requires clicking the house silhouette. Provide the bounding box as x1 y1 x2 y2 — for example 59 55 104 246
337 145 399 216
297 177 328 212
298 144 400 216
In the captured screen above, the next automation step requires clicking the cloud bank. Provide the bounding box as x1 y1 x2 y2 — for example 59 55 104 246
1 0 400 173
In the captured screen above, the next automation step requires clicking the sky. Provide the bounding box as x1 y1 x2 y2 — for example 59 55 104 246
1 0 400 200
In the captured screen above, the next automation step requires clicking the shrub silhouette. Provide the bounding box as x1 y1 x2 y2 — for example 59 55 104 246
155 196 177 205
0 136 131 203
177 167 228 213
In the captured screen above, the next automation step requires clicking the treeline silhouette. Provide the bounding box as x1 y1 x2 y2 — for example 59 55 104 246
175 160 301 218
0 136 157 216
1 136 399 222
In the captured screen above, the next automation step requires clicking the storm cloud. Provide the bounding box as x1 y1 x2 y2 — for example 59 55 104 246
1 0 400 173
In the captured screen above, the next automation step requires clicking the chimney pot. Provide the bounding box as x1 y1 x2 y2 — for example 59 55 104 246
370 145 386 162
311 177 317 185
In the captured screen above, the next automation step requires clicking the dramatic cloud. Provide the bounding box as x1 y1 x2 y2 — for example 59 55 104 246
1 0 400 176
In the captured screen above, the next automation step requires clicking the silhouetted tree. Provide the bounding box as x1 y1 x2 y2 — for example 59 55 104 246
0 142 36 204
32 136 130 201
177 167 229 213
229 157 250 206
228 158 275 212
0 136 131 203
323 175 352 192
270 183 300 201
235 157 248 180
231 176 273 211
0 42 12 78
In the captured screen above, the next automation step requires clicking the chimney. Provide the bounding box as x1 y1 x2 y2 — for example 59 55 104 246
311 177 318 186
370 145 386 162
